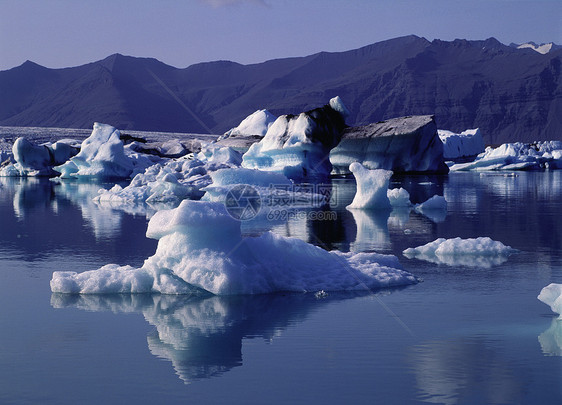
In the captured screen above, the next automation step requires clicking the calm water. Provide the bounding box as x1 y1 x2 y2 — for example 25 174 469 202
0 172 561 404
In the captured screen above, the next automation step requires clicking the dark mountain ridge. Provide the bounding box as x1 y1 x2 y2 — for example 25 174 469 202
1 35 560 144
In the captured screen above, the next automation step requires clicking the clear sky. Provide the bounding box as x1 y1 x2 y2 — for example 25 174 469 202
1 0 561 71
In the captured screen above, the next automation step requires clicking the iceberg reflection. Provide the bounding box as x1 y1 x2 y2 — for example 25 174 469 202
51 292 368 384
538 319 562 356
410 338 524 404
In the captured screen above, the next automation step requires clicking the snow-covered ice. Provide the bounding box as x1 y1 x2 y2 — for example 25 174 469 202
438 128 485 159
51 200 418 295
94 146 243 207
0 137 79 176
414 195 447 212
346 162 393 210
450 141 562 171
241 97 347 182
403 237 517 267
538 284 562 319
54 122 156 179
220 109 277 139
387 187 412 207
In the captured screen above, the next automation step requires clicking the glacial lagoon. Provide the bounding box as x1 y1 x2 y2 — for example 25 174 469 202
0 171 561 404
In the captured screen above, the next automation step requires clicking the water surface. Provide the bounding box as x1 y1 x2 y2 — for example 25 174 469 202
0 172 561 404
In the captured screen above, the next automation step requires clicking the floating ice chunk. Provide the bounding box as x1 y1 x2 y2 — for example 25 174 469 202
221 109 277 139
54 123 155 179
414 195 447 222
51 200 417 295
538 284 562 319
196 146 243 166
347 162 393 210
387 187 412 207
94 148 243 209
415 195 447 211
330 115 448 175
242 98 347 182
0 137 79 177
438 128 485 159
403 237 517 267
450 141 562 171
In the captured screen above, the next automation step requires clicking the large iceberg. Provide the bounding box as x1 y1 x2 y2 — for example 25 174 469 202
241 97 348 182
538 284 562 319
54 122 155 179
0 137 79 177
450 141 562 171
51 200 417 295
330 115 449 175
438 128 485 160
403 237 516 267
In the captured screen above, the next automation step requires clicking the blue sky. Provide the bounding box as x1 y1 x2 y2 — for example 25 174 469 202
1 0 560 71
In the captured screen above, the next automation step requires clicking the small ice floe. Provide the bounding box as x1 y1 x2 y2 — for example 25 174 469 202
538 284 562 319
413 195 448 223
403 237 517 268
315 290 328 299
346 162 393 210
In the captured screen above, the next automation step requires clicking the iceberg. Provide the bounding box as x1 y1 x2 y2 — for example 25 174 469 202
330 115 449 175
538 284 562 319
346 162 393 210
241 97 348 182
94 147 242 207
450 141 562 171
51 200 417 295
0 137 79 177
438 128 485 160
54 122 155 179
403 237 516 267
221 109 277 139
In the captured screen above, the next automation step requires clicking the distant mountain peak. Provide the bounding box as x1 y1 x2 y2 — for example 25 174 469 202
19 60 47 70
510 41 561 54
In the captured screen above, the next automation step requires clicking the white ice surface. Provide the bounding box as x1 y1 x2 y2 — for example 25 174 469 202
0 137 78 177
94 146 243 207
403 237 516 267
241 97 346 182
346 162 393 210
538 284 562 319
450 141 562 171
51 200 418 295
438 128 485 159
222 109 277 139
54 123 155 179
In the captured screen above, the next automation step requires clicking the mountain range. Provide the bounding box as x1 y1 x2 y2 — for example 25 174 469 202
1 35 560 144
